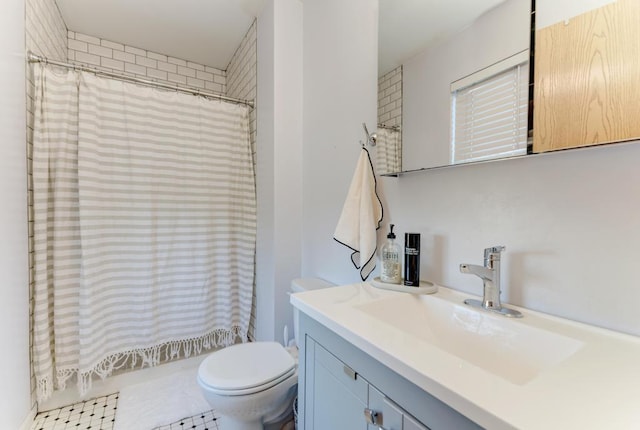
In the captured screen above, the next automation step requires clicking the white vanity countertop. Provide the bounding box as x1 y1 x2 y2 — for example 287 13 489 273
290 282 640 430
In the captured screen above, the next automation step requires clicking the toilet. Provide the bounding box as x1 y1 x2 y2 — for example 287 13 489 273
197 278 334 430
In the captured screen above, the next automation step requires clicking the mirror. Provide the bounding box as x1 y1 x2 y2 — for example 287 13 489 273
377 0 531 174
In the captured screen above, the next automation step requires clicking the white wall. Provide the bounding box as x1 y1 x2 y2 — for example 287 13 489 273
381 141 640 336
256 0 303 342
300 0 640 338
0 0 31 427
403 0 530 170
302 0 378 283
381 0 640 336
537 0 616 29
302 0 379 285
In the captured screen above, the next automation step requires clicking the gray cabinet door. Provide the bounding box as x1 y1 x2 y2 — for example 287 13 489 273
305 338 369 429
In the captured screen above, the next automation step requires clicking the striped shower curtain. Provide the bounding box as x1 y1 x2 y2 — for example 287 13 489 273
31 63 256 400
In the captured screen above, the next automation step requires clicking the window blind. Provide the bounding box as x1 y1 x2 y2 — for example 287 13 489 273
451 57 529 164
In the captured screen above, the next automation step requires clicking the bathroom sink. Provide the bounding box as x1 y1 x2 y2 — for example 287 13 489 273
354 290 583 385
291 282 640 429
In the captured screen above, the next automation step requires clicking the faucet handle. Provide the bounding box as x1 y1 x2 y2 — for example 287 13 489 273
484 246 505 260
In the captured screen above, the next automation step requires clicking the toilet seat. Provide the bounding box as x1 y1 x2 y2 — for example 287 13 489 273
198 341 296 396
198 366 296 396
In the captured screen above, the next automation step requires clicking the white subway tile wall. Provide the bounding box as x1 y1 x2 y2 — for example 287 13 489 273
25 0 67 61
25 0 68 414
227 21 257 102
378 66 403 128
227 20 257 161
68 31 226 94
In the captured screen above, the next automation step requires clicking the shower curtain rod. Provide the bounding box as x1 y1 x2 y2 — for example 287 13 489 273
27 52 254 108
377 123 400 131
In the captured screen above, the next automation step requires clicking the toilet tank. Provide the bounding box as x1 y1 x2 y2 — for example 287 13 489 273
291 278 334 347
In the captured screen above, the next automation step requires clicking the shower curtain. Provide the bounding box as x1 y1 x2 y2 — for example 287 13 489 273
376 127 402 174
31 63 256 400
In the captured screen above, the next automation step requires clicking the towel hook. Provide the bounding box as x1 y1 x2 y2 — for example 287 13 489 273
362 122 377 147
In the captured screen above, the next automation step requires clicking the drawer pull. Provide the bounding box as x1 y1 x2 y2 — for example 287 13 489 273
343 364 356 380
364 408 389 430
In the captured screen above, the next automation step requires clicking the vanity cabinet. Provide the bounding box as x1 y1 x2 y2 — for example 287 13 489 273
304 337 429 430
305 338 368 429
298 313 481 430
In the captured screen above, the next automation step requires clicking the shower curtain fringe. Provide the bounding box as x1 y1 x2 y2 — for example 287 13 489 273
37 326 247 401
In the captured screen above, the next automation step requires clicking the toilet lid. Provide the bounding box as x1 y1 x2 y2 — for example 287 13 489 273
198 341 295 393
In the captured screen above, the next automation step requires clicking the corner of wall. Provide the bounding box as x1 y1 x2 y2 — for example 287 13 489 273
255 0 303 342
301 0 378 284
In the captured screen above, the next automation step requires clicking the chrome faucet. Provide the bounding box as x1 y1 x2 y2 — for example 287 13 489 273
460 246 522 318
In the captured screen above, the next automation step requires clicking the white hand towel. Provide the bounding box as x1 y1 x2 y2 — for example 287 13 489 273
334 147 383 280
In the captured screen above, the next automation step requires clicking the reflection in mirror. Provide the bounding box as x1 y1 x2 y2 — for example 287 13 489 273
376 67 403 174
376 0 531 174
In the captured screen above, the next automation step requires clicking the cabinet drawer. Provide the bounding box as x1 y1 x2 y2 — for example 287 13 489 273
404 413 429 430
368 386 403 430
315 341 369 403
368 386 430 430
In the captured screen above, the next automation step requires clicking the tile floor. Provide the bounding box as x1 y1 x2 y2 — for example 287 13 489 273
31 393 119 430
152 410 219 430
30 393 220 430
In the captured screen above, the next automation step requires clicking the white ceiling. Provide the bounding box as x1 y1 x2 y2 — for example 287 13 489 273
379 0 507 75
56 0 507 74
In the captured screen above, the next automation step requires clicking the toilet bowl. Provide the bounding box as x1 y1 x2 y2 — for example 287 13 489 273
197 278 334 430
198 341 297 430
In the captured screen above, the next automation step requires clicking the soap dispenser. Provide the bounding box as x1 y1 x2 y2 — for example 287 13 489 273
380 224 401 284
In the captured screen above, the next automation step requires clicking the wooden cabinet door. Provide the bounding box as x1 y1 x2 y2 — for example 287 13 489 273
534 0 640 152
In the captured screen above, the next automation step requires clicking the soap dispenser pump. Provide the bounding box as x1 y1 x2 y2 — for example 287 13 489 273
380 224 401 284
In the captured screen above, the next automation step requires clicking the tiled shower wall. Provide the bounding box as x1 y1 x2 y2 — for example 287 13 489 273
25 0 68 413
378 65 402 128
227 20 257 152
25 0 67 61
26 2 258 411
67 32 226 93
227 21 257 105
